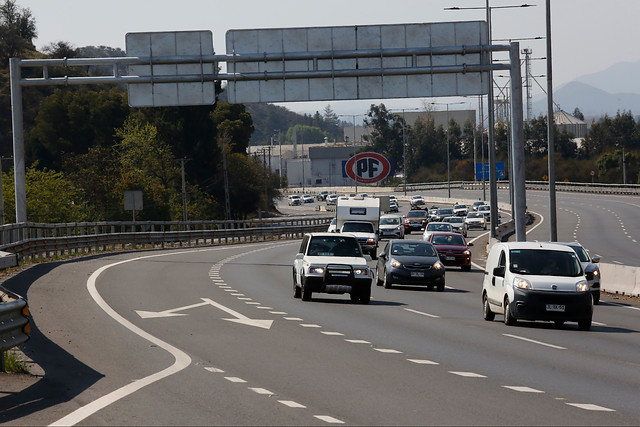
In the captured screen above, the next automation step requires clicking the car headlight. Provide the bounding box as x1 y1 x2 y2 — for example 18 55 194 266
390 258 402 268
463 250 471 256
592 269 599 277
354 267 369 276
513 277 531 289
576 280 589 292
366 238 376 245
433 261 444 270
309 266 324 275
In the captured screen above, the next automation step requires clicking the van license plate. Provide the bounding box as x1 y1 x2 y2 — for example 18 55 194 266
546 304 565 312
446 256 455 261
410 272 424 278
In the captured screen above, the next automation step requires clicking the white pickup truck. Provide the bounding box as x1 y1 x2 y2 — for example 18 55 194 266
293 233 373 304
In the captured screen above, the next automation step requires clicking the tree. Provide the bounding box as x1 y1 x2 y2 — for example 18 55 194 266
0 0 37 66
363 104 404 173
3 165 89 223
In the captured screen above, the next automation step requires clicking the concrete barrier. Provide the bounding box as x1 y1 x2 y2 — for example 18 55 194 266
599 263 640 297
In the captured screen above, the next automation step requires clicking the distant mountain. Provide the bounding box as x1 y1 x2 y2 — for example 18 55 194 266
575 59 640 95
532 81 640 119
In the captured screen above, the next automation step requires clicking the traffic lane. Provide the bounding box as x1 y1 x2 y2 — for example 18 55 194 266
220 243 637 424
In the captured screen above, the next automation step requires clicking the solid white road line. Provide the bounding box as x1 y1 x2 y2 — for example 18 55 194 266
503 333 567 350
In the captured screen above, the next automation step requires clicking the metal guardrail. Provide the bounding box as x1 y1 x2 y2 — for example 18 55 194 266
398 180 640 195
0 217 331 262
0 289 30 371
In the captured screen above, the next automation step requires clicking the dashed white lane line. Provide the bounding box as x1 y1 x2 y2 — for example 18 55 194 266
374 348 402 354
225 377 247 383
204 367 224 373
408 359 439 365
404 308 440 318
300 323 322 328
566 403 615 412
449 371 487 378
279 400 306 408
284 317 304 321
314 415 345 424
503 385 544 393
270 311 287 315
503 333 567 350
250 387 274 395
345 339 371 344
321 331 344 336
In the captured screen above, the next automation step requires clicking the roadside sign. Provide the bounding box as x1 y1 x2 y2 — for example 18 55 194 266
475 162 505 180
342 152 392 184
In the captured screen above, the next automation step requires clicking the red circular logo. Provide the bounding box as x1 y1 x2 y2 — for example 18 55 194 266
344 152 392 184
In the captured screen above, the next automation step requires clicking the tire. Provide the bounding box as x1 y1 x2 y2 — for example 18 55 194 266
461 264 471 272
383 272 393 289
554 320 564 328
376 269 384 286
359 287 371 304
293 269 301 298
301 278 312 301
483 294 495 321
437 281 445 292
504 297 517 326
592 291 600 305
578 317 592 331
371 250 378 260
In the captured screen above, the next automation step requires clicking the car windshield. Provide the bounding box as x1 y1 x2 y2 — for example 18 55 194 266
455 205 467 210
568 245 590 262
381 217 401 225
427 223 451 231
467 212 482 218
445 217 463 223
407 211 426 218
431 234 465 246
438 209 454 215
509 249 582 276
308 236 362 257
342 222 375 233
390 242 437 257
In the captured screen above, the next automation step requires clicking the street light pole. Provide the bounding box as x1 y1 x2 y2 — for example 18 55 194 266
546 0 558 241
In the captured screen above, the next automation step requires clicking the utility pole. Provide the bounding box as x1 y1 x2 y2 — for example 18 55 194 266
177 157 191 222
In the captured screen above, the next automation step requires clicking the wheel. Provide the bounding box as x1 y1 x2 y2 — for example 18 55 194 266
359 287 371 305
461 264 471 272
293 269 301 298
376 269 384 286
301 278 312 301
578 317 592 331
592 291 600 305
504 297 517 326
371 250 377 260
383 272 393 289
554 320 564 328
437 280 445 292
483 294 495 321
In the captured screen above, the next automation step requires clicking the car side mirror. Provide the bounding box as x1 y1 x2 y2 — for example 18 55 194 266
296 253 304 260
591 256 600 263
467 242 474 247
493 266 505 277
379 252 386 259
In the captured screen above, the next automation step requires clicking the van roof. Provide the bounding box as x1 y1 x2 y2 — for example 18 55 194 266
497 241 574 252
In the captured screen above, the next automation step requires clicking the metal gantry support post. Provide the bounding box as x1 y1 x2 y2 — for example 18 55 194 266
9 58 27 224
509 43 527 241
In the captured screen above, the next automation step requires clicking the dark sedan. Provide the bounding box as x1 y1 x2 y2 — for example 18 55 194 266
376 240 445 291
428 232 473 271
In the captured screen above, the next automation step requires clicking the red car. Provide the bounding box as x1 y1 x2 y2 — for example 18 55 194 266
428 232 473 271
404 210 429 234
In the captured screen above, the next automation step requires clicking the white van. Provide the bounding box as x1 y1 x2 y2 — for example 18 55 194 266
482 241 593 330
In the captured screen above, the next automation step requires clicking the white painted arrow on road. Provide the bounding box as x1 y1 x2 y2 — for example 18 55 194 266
135 298 274 329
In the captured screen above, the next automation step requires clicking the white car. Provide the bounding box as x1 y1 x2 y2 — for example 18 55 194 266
379 214 404 239
293 233 373 304
287 195 302 206
482 241 592 330
301 194 314 203
453 204 468 216
443 216 466 236
326 194 338 205
422 222 453 241
464 212 487 230
410 195 425 208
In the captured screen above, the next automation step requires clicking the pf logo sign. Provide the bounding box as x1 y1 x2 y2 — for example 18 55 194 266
343 152 392 184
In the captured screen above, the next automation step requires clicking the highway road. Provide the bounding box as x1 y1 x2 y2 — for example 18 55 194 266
2 189 639 425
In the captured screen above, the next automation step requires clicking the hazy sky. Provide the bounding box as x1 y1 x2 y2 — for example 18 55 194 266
16 0 640 117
